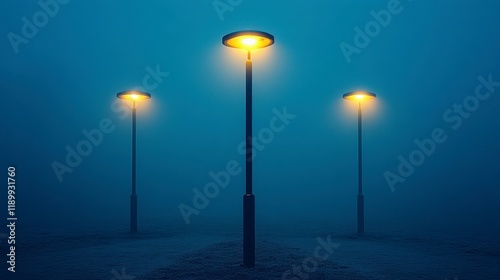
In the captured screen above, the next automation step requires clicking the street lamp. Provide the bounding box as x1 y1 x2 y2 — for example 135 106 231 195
116 90 151 233
342 91 376 235
222 30 274 267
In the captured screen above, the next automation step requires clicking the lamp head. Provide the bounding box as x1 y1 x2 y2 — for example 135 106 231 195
116 90 151 101
222 30 274 51
343 91 376 102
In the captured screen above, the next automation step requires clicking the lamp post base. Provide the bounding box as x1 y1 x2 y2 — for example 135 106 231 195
131 194 137 233
357 194 364 234
243 194 255 268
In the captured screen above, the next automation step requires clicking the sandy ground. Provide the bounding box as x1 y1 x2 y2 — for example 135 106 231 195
5 220 500 279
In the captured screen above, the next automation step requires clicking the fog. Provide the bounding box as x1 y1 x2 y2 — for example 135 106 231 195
1 0 499 279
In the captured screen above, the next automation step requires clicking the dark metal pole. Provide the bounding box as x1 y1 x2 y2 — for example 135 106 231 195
246 51 253 195
357 102 364 234
131 102 138 233
243 51 255 267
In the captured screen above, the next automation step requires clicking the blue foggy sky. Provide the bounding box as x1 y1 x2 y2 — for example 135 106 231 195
1 0 500 233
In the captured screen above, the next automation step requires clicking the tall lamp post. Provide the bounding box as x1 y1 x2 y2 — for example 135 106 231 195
342 91 376 234
222 30 274 267
116 90 151 233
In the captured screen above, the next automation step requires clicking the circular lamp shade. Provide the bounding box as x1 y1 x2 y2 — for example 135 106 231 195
222 30 274 50
343 91 376 101
116 90 151 101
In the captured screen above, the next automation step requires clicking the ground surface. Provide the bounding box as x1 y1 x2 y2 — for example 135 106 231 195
5 220 500 279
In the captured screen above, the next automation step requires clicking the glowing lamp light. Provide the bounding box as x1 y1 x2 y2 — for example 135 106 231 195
242 37 257 46
343 91 376 101
222 30 274 50
116 90 151 101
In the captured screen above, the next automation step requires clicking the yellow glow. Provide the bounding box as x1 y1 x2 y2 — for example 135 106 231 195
225 35 273 50
116 90 151 101
223 31 274 51
242 37 257 46
343 91 376 101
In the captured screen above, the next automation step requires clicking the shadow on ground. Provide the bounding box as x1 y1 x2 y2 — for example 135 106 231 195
137 240 372 280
